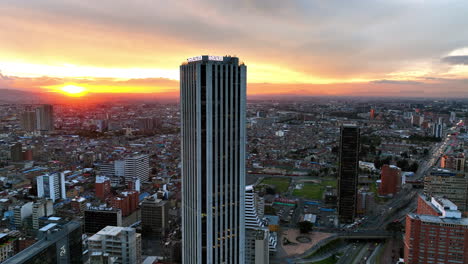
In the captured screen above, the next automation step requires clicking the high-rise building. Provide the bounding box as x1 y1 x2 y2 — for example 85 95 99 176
433 122 443 138
20 111 36 132
10 142 23 162
37 173 66 202
115 155 149 182
88 226 141 264
450 111 457 123
378 165 401 196
95 176 112 200
338 124 360 223
140 194 169 238
180 55 246 263
3 221 83 264
424 170 468 211
440 153 465 172
338 124 360 224
84 207 122 234
404 195 468 264
244 186 276 263
369 109 375 120
32 199 54 229
35 104 54 131
13 202 33 228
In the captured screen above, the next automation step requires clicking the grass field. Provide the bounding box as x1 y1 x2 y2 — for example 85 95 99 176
260 177 291 193
293 178 337 200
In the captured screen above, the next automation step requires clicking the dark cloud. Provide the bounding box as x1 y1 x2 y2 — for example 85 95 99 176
441 55 468 65
370 80 423 85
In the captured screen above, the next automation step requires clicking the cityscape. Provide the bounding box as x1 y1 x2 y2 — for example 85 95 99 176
1 1 468 264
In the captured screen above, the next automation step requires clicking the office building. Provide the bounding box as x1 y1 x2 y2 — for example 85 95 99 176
450 111 457 123
10 142 23 162
88 226 141 264
440 153 465 172
140 194 169 237
181 55 246 263
110 191 139 217
90 252 117 264
433 122 443 138
13 202 33 228
37 173 66 202
84 207 122 234
338 124 360 224
245 186 276 263
95 176 112 200
32 199 54 229
378 165 401 196
3 221 83 264
35 104 54 131
0 233 17 262
20 111 36 132
424 170 468 211
404 195 468 264
115 155 149 182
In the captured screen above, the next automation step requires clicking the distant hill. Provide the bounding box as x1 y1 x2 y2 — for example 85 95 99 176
0 89 47 103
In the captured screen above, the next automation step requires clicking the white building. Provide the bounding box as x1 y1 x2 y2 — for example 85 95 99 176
88 226 141 264
245 185 277 264
37 173 66 202
32 199 54 229
13 202 33 227
114 155 149 182
433 122 443 138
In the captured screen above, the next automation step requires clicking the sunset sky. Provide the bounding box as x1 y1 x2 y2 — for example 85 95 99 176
1 0 468 98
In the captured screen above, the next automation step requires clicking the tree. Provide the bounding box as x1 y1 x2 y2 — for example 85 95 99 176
397 159 410 171
409 162 419 172
297 221 314 233
423 148 429 156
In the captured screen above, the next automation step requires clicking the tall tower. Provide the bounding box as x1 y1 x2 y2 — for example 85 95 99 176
35 104 54 131
180 55 246 263
338 124 360 224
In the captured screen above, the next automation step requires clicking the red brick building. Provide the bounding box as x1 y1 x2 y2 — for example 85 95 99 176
378 165 401 196
95 176 111 200
404 195 468 264
111 190 139 217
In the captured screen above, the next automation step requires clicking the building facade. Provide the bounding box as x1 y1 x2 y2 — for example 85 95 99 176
338 124 360 224
379 165 401 196
35 104 54 131
88 226 141 264
181 55 246 263
424 171 468 211
140 195 169 238
37 173 66 202
84 208 123 234
404 195 468 264
3 221 83 264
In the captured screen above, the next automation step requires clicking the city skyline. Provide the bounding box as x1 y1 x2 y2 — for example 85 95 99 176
1 0 468 98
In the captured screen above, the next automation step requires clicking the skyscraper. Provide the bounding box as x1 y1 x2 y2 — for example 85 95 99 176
35 104 54 131
20 111 36 132
338 124 360 224
37 173 66 202
180 55 246 263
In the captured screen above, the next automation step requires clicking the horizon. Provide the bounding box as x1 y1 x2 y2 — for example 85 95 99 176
1 1 468 98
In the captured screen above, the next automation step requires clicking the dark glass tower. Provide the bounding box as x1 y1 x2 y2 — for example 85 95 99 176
180 55 246 263
338 124 360 224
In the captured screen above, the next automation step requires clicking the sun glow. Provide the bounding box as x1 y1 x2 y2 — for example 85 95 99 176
60 85 87 96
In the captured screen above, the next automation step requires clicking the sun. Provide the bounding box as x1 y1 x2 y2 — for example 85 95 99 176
60 85 87 97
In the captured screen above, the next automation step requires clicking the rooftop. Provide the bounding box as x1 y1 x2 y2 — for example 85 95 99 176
408 213 468 226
